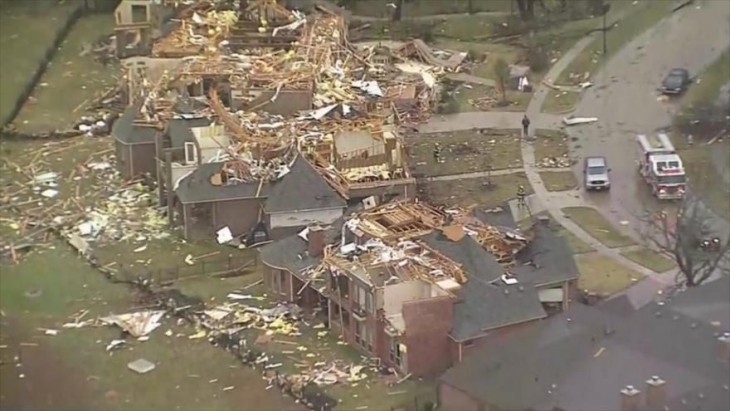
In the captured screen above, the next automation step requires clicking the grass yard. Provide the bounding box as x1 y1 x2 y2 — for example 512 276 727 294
347 0 513 18
407 129 522 177
681 48 730 109
13 13 118 132
671 135 730 221
422 173 532 208
533 129 571 166
0 0 81 124
540 171 578 192
576 254 644 296
620 247 676 273
554 224 594 254
0 245 299 411
561 206 635 248
543 0 672 113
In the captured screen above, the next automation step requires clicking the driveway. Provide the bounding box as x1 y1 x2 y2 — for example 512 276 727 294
567 0 730 236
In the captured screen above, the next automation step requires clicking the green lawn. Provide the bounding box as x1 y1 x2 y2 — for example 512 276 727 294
540 171 578 192
424 173 532 208
0 0 81 124
561 206 635 248
13 13 118 132
408 129 523 177
543 0 672 113
681 48 730 109
0 245 296 411
348 0 513 18
534 129 570 163
555 225 594 254
621 247 676 273
576 254 644 296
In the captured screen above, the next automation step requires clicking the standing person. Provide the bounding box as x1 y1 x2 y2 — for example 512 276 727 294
522 114 531 137
433 143 442 163
517 184 526 208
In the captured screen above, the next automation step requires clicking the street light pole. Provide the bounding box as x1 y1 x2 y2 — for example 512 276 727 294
602 11 607 56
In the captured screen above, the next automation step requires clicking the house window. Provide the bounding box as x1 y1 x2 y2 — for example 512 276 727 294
355 320 372 352
184 142 197 164
278 270 287 295
131 4 148 23
353 284 374 314
389 338 403 367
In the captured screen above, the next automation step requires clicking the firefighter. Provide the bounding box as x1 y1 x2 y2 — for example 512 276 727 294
433 143 442 163
517 184 527 208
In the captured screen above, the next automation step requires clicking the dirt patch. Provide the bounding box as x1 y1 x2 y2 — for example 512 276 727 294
407 129 522 177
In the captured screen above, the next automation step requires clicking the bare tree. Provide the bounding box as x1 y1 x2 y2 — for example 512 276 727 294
639 192 730 286
493 57 510 105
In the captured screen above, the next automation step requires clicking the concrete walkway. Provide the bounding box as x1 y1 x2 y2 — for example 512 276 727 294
419 111 564 134
424 166 569 182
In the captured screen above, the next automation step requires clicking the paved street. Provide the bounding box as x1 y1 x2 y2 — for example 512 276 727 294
567 0 730 238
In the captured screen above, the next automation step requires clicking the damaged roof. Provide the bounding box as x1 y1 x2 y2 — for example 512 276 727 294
265 156 346 213
112 102 160 145
175 162 269 204
259 220 342 280
419 230 547 341
511 224 579 287
440 277 730 411
167 116 215 148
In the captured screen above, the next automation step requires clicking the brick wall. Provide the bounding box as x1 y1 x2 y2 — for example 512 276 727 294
402 296 454 377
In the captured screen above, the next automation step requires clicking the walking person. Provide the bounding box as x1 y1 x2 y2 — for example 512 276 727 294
522 114 531 137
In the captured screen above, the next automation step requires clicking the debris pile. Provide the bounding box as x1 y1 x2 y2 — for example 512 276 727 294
536 155 572 168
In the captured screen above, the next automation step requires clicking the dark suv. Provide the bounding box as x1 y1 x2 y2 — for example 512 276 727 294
661 68 691 95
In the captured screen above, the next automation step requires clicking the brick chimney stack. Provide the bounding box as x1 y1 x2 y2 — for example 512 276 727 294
719 332 730 362
620 385 641 411
645 376 666 409
308 225 325 257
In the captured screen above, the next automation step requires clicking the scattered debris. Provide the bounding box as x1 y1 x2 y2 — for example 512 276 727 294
100 310 165 338
127 358 156 374
563 116 598 126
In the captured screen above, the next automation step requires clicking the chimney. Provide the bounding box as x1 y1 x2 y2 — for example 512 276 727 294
308 225 325 257
719 332 730 362
645 376 666 409
620 385 641 411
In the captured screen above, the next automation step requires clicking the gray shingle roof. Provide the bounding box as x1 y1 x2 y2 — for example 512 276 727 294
258 220 342 280
112 103 159 145
439 277 730 411
450 279 547 341
418 230 547 341
511 224 579 287
166 117 214 148
264 156 346 213
175 162 268 204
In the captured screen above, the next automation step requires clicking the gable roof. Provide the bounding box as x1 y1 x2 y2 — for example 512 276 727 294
264 156 346 213
166 117 215 148
418 230 547 341
259 219 343 280
112 102 159 145
511 224 579 287
439 278 730 411
175 162 268 204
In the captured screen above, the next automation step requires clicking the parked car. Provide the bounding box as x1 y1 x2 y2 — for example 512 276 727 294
584 156 611 191
661 68 691 95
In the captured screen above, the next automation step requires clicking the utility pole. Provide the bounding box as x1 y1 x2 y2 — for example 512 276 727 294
602 3 611 56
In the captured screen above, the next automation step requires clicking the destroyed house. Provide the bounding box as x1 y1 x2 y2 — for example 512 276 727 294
113 103 161 180
114 0 176 58
259 201 580 377
438 276 730 411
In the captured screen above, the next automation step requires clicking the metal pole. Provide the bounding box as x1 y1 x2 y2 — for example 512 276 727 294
602 11 607 56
